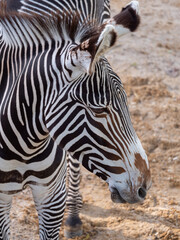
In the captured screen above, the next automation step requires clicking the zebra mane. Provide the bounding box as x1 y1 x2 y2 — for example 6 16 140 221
0 9 99 46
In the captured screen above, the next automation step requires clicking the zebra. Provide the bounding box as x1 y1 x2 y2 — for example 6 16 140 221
5 0 112 238
0 1 151 239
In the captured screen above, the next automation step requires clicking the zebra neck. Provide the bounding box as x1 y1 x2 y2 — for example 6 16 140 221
0 11 98 48
0 14 61 47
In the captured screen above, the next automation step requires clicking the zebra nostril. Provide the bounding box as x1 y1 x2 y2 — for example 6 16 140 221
138 187 146 199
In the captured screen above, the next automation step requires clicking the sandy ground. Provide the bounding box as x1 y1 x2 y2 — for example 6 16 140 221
10 0 180 239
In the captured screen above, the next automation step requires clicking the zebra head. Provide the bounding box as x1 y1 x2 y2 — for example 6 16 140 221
45 1 151 204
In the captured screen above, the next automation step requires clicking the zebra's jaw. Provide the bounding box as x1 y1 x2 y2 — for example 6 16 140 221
110 187 127 204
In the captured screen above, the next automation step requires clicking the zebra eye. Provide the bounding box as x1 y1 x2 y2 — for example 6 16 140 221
89 107 110 116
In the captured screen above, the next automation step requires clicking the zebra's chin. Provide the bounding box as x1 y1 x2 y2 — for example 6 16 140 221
110 188 127 204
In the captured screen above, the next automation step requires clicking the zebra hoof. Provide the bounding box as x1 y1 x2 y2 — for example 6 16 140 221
64 216 83 239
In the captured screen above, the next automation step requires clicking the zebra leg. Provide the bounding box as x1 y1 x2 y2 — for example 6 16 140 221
0 195 12 240
31 172 67 240
64 155 83 239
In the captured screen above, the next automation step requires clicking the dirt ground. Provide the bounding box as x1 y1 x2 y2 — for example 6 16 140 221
10 0 180 239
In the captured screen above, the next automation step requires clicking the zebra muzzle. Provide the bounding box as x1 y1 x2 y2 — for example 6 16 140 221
109 183 148 204
110 187 127 203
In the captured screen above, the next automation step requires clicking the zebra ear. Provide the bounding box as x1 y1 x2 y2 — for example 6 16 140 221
91 0 140 58
95 0 140 56
69 25 117 75
70 1 140 75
